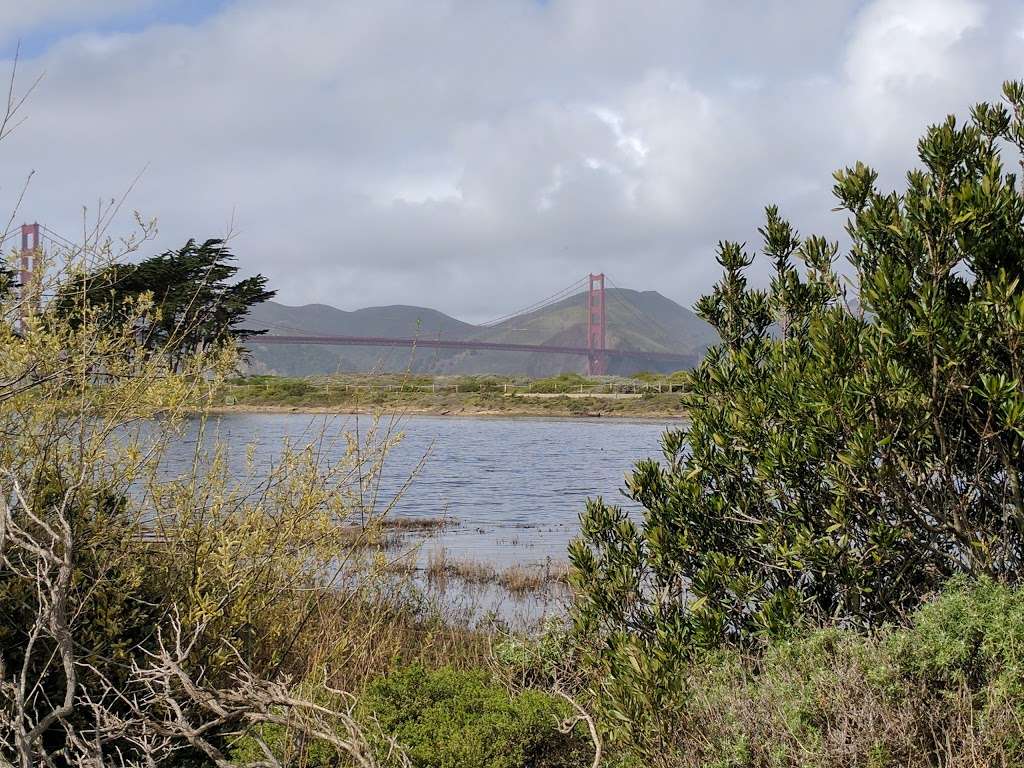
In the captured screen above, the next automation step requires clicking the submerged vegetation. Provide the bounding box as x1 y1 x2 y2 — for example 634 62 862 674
416 547 572 596
4 64 1024 767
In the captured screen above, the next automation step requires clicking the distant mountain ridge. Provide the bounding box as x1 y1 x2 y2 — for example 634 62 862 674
242 288 717 376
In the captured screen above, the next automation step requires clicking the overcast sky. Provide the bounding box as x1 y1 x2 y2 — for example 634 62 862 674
1 1 1022 321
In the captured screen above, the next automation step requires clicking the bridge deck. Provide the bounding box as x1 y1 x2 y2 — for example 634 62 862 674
252 334 691 364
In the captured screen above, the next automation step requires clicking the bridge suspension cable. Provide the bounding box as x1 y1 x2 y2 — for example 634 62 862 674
39 224 78 250
604 273 678 343
478 275 589 327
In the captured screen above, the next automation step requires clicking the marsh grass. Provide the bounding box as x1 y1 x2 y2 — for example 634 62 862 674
499 561 572 596
337 516 452 551
283 582 493 695
409 547 573 599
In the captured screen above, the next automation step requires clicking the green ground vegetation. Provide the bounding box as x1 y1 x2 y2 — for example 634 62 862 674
218 371 689 417
529 580 1024 767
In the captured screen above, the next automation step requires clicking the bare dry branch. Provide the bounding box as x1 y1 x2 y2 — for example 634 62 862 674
555 686 602 768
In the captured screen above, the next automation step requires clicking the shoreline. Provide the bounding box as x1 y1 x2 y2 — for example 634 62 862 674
208 402 686 420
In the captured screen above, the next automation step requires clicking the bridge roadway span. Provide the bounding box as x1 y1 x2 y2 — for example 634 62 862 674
254 334 692 366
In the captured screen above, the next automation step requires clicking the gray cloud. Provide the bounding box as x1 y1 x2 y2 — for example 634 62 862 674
2 0 1023 321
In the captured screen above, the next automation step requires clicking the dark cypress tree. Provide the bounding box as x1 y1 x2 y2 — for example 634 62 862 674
0 263 17 299
52 239 275 367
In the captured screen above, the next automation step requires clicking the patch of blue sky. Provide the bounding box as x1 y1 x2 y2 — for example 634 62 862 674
1 0 233 60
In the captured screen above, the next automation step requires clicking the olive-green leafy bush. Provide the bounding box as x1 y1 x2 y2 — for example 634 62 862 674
360 665 588 768
570 78 1024 764
572 80 1024 645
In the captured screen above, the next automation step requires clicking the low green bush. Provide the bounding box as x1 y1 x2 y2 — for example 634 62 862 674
494 617 576 688
627 371 658 382
232 664 590 767
269 378 313 397
587 579 1024 768
531 373 590 393
360 665 589 768
225 375 314 401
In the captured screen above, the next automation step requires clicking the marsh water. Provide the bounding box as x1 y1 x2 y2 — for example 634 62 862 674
163 413 674 622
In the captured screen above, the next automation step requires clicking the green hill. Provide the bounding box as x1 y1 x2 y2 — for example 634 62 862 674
242 288 716 376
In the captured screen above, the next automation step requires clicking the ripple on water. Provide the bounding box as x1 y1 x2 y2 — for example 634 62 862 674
165 413 669 569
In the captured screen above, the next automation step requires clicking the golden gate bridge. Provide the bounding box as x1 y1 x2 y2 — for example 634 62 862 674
11 223 695 374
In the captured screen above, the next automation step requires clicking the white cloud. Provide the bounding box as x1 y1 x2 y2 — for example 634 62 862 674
1 0 1022 320
844 0 987 149
590 107 649 163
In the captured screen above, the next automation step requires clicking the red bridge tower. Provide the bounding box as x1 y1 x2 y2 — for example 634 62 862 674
19 223 39 327
587 272 607 376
